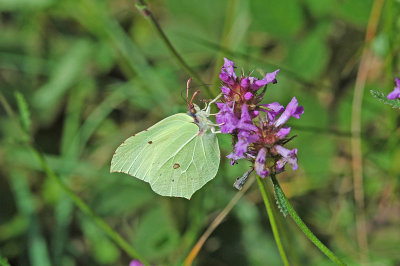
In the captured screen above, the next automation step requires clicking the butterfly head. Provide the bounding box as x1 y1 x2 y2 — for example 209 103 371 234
185 78 215 135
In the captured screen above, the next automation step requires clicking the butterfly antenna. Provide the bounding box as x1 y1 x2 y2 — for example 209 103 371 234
190 90 201 106
186 78 192 106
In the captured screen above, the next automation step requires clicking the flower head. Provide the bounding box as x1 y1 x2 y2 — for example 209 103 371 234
218 58 280 106
215 59 303 179
387 77 400 100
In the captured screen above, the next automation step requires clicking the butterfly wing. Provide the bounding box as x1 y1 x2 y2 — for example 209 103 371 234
110 113 220 199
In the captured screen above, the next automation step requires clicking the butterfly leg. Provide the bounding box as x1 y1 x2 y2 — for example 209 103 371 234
203 93 222 114
210 127 221 134
208 123 222 127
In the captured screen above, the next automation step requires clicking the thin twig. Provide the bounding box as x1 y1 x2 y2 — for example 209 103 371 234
350 0 385 261
135 0 212 97
183 176 255 266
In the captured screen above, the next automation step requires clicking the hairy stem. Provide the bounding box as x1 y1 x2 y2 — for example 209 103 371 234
257 176 290 266
270 175 345 265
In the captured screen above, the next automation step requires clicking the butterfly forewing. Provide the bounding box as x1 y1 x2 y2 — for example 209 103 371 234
110 113 220 199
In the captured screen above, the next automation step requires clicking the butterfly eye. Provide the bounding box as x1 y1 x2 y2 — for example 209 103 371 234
189 105 197 114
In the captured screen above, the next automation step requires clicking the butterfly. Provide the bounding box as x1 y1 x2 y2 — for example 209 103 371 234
110 80 221 199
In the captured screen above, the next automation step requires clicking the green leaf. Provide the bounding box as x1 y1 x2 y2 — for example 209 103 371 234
370 90 400 109
272 181 288 217
14 91 31 135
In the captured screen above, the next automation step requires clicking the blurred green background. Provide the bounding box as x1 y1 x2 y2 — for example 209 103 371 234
1 0 400 265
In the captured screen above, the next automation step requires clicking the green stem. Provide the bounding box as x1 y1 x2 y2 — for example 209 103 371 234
270 175 345 265
256 176 290 266
135 0 212 97
0 91 149 265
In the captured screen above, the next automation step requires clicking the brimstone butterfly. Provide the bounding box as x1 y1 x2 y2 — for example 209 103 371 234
110 82 221 199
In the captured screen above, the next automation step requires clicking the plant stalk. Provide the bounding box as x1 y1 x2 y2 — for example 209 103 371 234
257 176 290 266
270 175 345 265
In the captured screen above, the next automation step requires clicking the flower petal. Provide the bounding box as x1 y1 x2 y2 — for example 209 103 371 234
220 58 237 85
261 102 284 121
237 104 258 132
221 86 231 95
244 92 253 101
130 260 144 266
274 97 304 127
276 127 291 139
387 85 400 100
387 78 400 99
216 102 239 133
252 69 280 90
255 148 269 178
275 145 298 171
240 78 250 89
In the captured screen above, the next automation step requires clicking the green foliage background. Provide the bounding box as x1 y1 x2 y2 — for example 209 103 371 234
1 0 399 265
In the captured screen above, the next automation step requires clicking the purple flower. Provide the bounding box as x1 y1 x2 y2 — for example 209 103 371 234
274 145 298 172
236 131 255 157
227 130 259 162
252 69 280 90
221 86 231 96
276 127 291 139
387 78 400 100
274 97 304 127
220 58 237 86
240 78 250 89
244 92 253 101
216 59 302 180
129 260 144 266
261 102 284 121
255 148 269 178
237 104 258 132
216 102 238 133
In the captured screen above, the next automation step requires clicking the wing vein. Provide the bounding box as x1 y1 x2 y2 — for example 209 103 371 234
157 133 197 171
